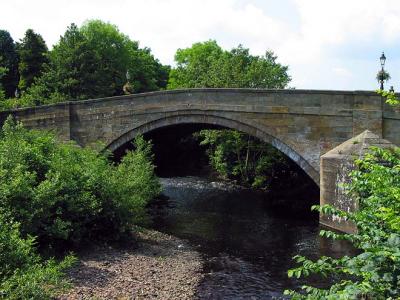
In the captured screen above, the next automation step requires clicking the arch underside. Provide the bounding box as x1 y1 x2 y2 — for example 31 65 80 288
106 114 320 186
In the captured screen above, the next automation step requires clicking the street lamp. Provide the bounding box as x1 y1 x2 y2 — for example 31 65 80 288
379 52 386 90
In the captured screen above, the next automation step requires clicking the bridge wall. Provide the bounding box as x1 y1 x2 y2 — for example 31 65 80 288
384 102 400 146
0 102 72 141
1 89 398 186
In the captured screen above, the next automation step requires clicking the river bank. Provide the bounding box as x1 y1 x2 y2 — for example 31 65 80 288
59 228 204 300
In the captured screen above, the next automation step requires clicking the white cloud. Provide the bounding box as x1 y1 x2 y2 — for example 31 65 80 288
277 0 400 89
1 0 399 90
332 67 352 78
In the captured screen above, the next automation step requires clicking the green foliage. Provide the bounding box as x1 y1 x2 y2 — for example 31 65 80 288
0 30 19 98
168 40 224 89
17 29 49 92
112 136 161 225
167 40 291 89
196 129 288 188
285 147 400 299
21 20 169 104
0 213 75 299
378 89 400 106
0 117 160 247
0 117 159 298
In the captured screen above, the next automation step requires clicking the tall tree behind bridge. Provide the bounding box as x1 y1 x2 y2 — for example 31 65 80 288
168 40 294 188
22 20 169 104
17 29 49 93
0 30 19 98
167 40 291 89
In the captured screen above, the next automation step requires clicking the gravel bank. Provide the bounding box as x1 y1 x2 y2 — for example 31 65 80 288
59 228 204 300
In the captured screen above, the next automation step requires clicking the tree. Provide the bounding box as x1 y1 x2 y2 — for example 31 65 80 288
23 20 170 103
17 29 49 92
46 22 111 100
195 129 289 188
169 41 292 188
78 20 169 94
0 30 18 98
167 40 225 89
167 40 291 89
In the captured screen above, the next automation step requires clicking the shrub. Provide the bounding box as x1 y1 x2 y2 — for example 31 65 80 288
0 213 75 299
195 129 289 188
0 116 160 248
112 136 161 226
285 147 400 299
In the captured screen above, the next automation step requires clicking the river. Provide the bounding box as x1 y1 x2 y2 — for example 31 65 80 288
148 176 352 299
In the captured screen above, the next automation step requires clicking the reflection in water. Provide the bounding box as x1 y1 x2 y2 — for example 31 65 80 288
148 177 352 299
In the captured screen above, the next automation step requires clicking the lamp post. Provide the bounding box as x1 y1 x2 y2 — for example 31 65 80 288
379 52 386 90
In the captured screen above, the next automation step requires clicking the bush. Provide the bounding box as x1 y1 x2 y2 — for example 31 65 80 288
0 117 159 298
0 213 75 299
285 147 400 299
195 129 290 188
112 136 161 226
0 116 160 248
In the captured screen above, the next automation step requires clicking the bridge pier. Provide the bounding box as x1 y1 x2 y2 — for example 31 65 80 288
319 130 395 233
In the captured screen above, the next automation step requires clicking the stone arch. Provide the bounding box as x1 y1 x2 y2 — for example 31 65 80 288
106 114 320 185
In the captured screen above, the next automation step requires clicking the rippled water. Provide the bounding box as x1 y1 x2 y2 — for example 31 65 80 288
148 177 352 299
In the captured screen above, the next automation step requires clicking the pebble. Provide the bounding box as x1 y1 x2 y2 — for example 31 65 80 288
58 228 204 300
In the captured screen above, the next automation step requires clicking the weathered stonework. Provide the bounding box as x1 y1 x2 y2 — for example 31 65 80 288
320 130 395 233
0 89 398 231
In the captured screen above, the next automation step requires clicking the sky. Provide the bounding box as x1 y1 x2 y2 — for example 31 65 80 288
1 0 400 91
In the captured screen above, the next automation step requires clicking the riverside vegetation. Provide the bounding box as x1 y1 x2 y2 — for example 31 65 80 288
0 117 160 299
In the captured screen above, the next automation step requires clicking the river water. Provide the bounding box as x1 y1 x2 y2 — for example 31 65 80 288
148 177 352 299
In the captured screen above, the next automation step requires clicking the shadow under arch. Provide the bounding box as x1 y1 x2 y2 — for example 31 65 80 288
106 114 320 186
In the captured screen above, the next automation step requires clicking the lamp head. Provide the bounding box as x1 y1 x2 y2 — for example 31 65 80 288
380 52 386 67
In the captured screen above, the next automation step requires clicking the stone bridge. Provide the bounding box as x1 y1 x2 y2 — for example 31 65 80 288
1 89 399 231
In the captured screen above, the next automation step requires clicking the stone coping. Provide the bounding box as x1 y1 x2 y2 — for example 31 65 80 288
3 89 384 113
